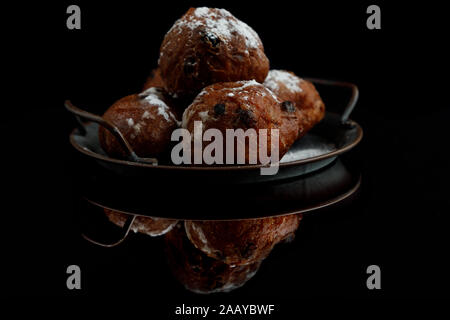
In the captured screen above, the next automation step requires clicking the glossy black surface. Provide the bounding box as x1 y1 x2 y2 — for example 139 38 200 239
3 0 448 304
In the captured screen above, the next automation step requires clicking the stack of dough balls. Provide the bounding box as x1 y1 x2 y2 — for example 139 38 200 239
98 6 325 164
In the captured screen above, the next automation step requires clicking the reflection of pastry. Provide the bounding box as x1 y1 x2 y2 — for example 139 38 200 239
182 80 302 163
99 87 180 158
184 214 302 266
104 209 177 237
264 70 325 137
142 68 164 91
165 224 261 294
159 7 269 98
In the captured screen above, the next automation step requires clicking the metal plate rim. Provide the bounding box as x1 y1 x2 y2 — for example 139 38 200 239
69 114 363 172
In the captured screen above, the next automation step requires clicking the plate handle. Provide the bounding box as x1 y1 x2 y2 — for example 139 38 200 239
64 100 157 165
81 214 136 248
305 78 359 126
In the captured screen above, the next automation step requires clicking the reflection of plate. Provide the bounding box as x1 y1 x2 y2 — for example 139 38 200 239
67 79 363 184
80 157 361 221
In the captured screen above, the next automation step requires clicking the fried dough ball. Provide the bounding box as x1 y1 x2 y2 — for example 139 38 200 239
264 70 325 137
159 7 269 98
182 80 303 163
103 209 178 237
165 224 261 294
184 214 302 266
143 68 195 118
142 68 165 91
99 87 180 158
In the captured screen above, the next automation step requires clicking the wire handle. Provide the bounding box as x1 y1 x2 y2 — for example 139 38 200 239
81 215 136 248
64 100 158 165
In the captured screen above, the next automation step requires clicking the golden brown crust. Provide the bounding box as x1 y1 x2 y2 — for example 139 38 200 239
264 70 325 138
184 214 302 266
104 209 178 237
159 7 269 98
98 88 180 158
165 224 261 294
182 80 303 163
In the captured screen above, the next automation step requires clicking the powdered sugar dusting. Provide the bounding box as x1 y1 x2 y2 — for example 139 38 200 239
228 80 281 102
144 221 177 237
264 70 303 94
185 221 215 256
182 80 280 128
140 87 180 125
229 79 260 91
198 111 210 122
163 7 262 51
185 80 259 116
142 110 154 120
132 122 142 133
129 218 178 237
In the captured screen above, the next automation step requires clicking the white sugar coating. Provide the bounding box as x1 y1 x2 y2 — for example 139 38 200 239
265 87 282 102
164 7 262 50
130 218 177 237
227 80 281 102
144 222 176 237
182 80 281 128
185 221 215 255
127 118 134 127
198 110 211 122
194 7 211 17
280 146 333 163
132 122 142 133
182 79 284 128
140 87 179 124
264 70 303 94
230 79 260 90
142 110 154 120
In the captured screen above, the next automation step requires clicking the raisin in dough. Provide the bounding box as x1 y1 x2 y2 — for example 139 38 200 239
264 70 325 138
182 80 304 163
159 7 269 98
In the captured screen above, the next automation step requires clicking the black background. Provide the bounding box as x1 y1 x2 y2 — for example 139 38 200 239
2 0 448 307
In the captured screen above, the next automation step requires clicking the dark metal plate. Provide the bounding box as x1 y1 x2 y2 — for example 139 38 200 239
70 112 362 183
67 78 362 183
